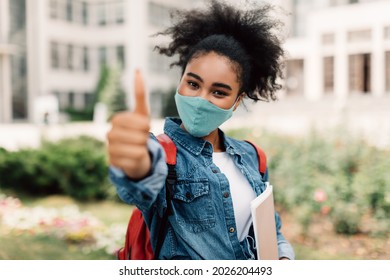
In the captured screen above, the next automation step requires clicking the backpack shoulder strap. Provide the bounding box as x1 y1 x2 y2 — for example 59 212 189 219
118 134 178 260
244 140 267 178
154 133 177 259
156 134 177 194
156 134 177 165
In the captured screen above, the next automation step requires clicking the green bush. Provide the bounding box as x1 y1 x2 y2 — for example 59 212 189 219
162 88 179 118
227 128 390 236
0 136 110 201
64 107 94 122
331 202 362 235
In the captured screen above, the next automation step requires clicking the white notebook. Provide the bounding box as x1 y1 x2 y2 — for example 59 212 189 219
250 183 278 260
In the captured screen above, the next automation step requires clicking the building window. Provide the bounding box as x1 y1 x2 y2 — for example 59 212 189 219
68 92 75 108
72 46 81 70
116 45 125 68
115 2 125 24
148 2 171 28
348 29 371 43
50 0 58 19
51 42 60 69
67 44 74 70
148 45 172 73
386 51 390 92
9 0 26 32
66 0 73 22
83 46 89 71
285 59 304 96
99 47 107 67
385 27 390 40
56 0 66 21
18 56 27 76
53 91 63 109
12 95 27 119
81 1 88 25
323 56 334 94
322 33 334 45
349 53 371 94
84 92 94 108
97 4 107 26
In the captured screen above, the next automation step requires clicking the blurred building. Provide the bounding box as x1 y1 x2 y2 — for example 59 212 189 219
1 0 389 123
0 0 17 123
282 0 390 103
0 0 201 123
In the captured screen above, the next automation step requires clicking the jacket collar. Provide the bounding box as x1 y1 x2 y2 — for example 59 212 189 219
164 117 246 157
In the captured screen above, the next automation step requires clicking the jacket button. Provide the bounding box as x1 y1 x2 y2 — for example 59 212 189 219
185 192 191 199
229 227 235 233
223 192 229 198
212 169 218 173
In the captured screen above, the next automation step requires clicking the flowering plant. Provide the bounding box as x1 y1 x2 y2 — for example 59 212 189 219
0 193 125 256
228 128 390 236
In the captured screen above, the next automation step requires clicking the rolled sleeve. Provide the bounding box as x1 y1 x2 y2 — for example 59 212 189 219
277 237 295 260
266 169 295 260
275 212 295 260
109 137 168 211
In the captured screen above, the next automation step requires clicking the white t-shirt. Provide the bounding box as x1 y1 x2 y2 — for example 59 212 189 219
212 152 257 241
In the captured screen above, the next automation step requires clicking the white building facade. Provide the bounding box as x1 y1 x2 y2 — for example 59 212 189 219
0 0 16 123
2 0 390 123
283 0 390 103
0 0 201 123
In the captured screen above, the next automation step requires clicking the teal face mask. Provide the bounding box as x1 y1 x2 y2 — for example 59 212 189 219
174 90 237 137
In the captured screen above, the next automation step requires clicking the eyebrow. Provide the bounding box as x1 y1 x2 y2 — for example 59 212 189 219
186 72 232 91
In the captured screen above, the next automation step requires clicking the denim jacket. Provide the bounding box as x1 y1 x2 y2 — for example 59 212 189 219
110 117 295 260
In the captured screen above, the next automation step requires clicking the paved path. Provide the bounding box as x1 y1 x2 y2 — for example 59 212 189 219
225 95 390 149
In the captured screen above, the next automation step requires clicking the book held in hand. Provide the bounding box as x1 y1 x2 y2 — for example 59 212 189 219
250 183 278 260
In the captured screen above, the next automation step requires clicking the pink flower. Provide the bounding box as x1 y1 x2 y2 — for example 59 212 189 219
79 218 89 227
314 189 327 203
321 205 331 215
13 199 22 208
53 217 66 227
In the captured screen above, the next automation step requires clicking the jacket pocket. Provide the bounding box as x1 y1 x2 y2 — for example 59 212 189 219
171 179 216 233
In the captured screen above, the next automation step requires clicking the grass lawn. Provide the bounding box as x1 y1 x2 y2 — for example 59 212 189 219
26 195 134 225
2 195 382 260
0 234 113 260
292 243 360 260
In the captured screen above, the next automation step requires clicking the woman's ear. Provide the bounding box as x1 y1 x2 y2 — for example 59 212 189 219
233 93 246 111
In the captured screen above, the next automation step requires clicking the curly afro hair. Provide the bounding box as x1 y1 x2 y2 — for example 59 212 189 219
155 0 285 102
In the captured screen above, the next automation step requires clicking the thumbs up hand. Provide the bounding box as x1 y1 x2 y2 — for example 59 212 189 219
107 70 152 179
133 70 149 116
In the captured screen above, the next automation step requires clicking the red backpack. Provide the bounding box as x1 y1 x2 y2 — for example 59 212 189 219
116 134 267 260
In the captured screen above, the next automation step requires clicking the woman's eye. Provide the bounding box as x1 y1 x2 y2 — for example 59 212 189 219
213 91 227 97
188 81 199 89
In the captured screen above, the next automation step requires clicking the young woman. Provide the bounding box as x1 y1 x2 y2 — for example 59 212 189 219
107 0 294 260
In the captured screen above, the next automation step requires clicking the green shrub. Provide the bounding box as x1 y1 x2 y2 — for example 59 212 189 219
0 148 60 195
162 88 179 118
227 128 390 236
331 202 362 235
0 136 110 201
42 136 109 200
64 107 94 122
